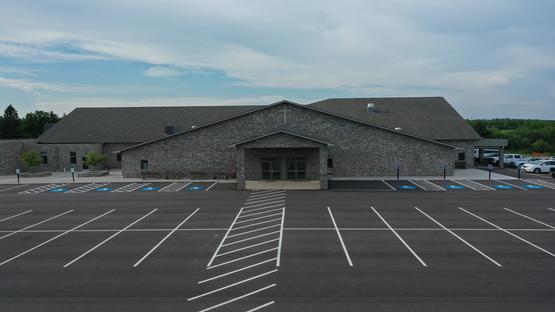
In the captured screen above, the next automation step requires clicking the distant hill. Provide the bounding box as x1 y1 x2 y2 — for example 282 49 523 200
467 119 555 154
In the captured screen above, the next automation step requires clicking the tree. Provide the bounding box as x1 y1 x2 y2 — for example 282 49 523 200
0 105 21 138
19 110 60 138
83 151 108 172
532 138 551 153
21 150 42 170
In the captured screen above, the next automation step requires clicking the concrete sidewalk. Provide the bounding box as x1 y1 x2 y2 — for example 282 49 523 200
329 168 516 181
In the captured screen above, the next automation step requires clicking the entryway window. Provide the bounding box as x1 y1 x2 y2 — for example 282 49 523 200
287 158 306 180
262 158 281 180
140 160 149 170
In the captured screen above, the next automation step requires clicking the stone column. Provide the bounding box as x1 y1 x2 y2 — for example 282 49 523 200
319 146 328 190
499 147 504 169
478 148 484 164
236 148 246 190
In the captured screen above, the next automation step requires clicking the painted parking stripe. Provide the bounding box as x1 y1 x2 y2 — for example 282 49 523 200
455 179 495 191
227 224 281 239
64 209 158 267
381 180 396 191
0 210 32 223
236 212 284 225
241 204 285 213
504 208 555 229
231 218 282 231
66 182 110 193
198 258 277 284
223 230 280 247
414 206 501 267
371 206 427 267
158 182 191 192
494 180 527 190
207 247 279 270
0 210 74 240
198 284 276 312
133 208 199 267
204 181 218 191
327 207 353 267
240 208 284 219
243 200 285 209
409 180 445 191
276 207 285 267
111 182 150 192
524 179 555 190
246 195 286 204
549 208 555 213
206 207 244 267
0 209 115 267
18 183 67 194
459 207 555 258
249 190 285 199
0 184 29 193
217 238 280 257
246 301 276 312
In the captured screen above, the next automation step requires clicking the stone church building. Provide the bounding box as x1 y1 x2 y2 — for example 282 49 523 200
34 97 480 190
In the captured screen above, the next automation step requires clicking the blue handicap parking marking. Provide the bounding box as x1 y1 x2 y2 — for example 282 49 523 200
187 185 206 191
447 185 465 189
141 186 161 191
95 187 113 192
525 184 544 189
49 188 68 193
494 185 513 189
399 185 417 190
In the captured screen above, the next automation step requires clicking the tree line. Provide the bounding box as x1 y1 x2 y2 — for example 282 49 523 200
0 105 61 139
467 118 555 154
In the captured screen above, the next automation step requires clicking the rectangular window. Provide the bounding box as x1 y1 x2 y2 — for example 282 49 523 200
287 158 306 180
327 158 333 168
70 152 77 164
116 153 122 162
458 152 466 161
40 151 48 164
261 158 281 180
82 157 89 169
140 160 149 170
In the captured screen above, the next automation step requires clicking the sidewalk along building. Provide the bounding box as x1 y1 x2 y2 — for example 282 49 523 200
36 97 481 189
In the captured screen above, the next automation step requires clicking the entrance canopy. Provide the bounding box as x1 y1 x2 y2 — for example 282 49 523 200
475 138 509 168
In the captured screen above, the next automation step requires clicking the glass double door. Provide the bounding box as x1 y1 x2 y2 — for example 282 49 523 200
262 157 306 180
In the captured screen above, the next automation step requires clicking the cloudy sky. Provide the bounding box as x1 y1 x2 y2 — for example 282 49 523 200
0 0 554 119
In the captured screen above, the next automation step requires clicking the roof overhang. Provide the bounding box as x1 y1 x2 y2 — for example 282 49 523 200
229 130 335 148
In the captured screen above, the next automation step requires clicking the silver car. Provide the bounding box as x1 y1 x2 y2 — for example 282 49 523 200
521 160 555 173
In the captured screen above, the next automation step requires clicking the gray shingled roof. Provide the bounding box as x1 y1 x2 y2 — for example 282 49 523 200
310 97 480 140
38 97 479 143
38 106 263 143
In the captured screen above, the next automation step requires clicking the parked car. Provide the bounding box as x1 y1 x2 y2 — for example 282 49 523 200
503 154 524 167
521 160 555 173
551 167 555 178
513 157 545 168
473 149 499 160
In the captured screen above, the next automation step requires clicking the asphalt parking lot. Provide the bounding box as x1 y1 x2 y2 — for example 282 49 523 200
0 187 554 311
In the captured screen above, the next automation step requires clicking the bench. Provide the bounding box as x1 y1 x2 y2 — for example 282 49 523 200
140 171 161 179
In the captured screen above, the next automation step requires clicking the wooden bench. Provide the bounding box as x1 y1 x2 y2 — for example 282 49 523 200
141 171 161 179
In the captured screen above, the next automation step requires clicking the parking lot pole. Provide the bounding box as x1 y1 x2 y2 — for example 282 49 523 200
517 165 521 180
396 164 400 181
16 169 20 184
71 168 75 182
443 165 446 181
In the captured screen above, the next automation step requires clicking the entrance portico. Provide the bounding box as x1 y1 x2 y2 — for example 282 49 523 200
231 130 332 190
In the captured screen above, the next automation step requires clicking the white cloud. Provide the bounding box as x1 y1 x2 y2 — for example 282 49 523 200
0 76 95 93
143 66 184 78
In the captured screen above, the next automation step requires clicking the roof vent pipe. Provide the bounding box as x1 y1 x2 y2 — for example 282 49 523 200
394 127 402 131
367 103 375 113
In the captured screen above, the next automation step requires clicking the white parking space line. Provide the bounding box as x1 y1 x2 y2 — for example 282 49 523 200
207 208 244 267
243 200 285 209
246 195 286 205
64 209 158 268
188 269 277 301
0 184 29 193
246 301 275 312
227 224 281 239
381 180 396 191
207 247 279 270
456 179 495 191
494 180 527 190
524 179 555 189
459 207 555 258
111 182 150 192
241 204 285 213
449 179 477 190
327 207 353 267
246 192 286 201
158 182 191 192
0 209 115 267
249 190 285 199
240 208 283 219
549 208 555 213
223 231 280 247
276 207 285 267
133 208 199 267
217 238 280 257
198 258 277 284
198 284 276 312
204 182 218 191
0 210 74 240
251 190 280 195
414 206 502 267
236 213 284 225
410 180 445 191
371 206 427 267
18 183 67 194
504 208 555 229
0 210 32 223
231 218 282 231
65 182 110 193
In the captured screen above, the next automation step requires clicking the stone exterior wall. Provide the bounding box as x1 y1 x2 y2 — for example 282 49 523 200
0 139 101 174
438 139 479 168
121 102 456 183
102 143 138 169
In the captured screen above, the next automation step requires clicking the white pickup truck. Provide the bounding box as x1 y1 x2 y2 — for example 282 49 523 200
485 153 524 167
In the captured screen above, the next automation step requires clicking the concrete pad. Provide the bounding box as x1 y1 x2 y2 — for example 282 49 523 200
246 180 320 190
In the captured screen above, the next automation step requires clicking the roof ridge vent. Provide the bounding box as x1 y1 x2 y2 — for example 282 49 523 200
367 103 376 113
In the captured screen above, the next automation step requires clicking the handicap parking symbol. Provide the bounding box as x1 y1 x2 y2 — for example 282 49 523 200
494 185 513 189
95 187 113 192
49 188 68 193
447 185 465 189
187 185 206 191
399 185 417 190
525 184 544 189
141 186 161 191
